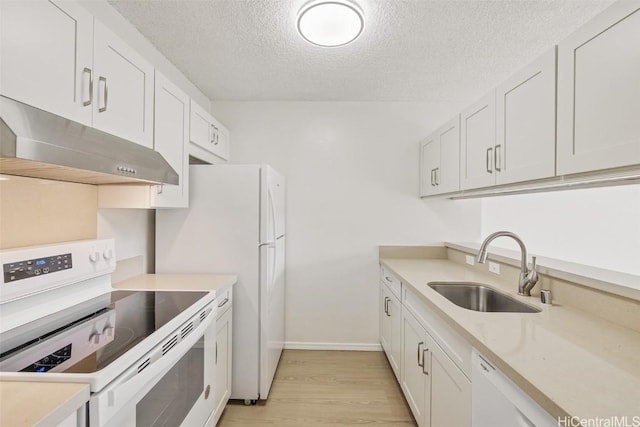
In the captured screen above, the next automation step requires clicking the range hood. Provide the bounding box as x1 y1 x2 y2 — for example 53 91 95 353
0 96 179 185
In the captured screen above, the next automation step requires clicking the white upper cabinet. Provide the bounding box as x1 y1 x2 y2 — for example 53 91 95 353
0 2 154 148
420 115 460 196
92 20 154 148
459 49 556 191
495 47 557 185
460 92 496 190
189 100 230 163
151 72 189 208
557 2 640 175
0 0 93 125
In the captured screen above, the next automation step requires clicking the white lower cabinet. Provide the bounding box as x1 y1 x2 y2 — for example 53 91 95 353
430 342 471 427
380 266 471 427
380 281 401 380
212 288 233 425
401 308 470 427
401 308 431 426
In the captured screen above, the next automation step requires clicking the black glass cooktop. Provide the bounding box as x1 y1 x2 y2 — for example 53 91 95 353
0 290 209 374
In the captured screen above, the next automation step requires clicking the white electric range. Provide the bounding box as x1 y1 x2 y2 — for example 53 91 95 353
0 239 218 427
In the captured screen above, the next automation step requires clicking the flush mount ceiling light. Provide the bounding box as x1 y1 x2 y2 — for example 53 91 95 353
297 0 365 47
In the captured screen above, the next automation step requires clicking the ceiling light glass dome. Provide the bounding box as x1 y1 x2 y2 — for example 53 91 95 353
297 1 365 47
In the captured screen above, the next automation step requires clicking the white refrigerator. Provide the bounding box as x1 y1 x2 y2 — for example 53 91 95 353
155 164 285 402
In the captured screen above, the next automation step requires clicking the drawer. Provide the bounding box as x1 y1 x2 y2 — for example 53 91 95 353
380 265 402 299
403 286 472 379
216 286 233 319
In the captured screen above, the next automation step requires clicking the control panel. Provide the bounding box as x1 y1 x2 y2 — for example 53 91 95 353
0 239 116 304
3 253 72 283
20 344 72 373
0 309 116 374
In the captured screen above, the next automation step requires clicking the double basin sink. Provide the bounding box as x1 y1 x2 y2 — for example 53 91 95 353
428 282 541 313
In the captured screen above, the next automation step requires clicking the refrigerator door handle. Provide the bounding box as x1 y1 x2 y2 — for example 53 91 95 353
268 187 277 244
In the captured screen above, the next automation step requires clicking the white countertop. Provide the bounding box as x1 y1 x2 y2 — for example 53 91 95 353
380 257 640 420
112 273 237 293
0 381 89 426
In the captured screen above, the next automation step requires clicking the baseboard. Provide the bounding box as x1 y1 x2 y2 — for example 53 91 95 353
284 341 383 351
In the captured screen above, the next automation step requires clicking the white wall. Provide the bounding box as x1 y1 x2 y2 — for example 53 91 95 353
481 184 640 276
211 101 481 348
97 209 155 273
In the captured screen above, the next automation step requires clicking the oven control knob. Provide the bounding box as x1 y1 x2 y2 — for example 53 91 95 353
89 333 101 345
89 251 101 263
102 326 115 338
103 249 113 260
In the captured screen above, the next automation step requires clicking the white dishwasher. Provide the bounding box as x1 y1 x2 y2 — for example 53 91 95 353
472 349 558 427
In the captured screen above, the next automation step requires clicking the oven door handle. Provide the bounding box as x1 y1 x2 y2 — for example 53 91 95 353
91 304 215 425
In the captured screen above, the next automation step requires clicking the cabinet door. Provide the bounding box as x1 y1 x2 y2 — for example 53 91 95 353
380 283 393 357
190 100 230 163
430 344 471 427
211 118 231 161
151 72 189 208
496 48 557 185
214 307 232 422
93 20 154 148
419 135 439 197
0 0 93 125
388 293 402 381
460 92 496 190
401 309 430 427
189 100 212 151
436 115 461 194
420 116 460 196
557 2 640 175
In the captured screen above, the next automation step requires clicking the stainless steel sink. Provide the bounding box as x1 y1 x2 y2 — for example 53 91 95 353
428 282 541 313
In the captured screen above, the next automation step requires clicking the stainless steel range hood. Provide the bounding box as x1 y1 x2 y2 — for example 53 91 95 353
0 96 179 185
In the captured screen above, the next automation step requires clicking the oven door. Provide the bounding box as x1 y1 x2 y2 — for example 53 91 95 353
90 301 216 427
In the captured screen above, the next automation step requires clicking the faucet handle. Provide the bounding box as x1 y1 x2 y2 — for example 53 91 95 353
530 255 537 271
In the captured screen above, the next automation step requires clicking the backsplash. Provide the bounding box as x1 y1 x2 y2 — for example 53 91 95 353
0 174 97 249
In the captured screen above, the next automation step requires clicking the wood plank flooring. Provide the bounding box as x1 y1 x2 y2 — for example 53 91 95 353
217 350 417 426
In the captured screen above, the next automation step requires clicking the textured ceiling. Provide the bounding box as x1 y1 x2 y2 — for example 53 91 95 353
108 0 615 102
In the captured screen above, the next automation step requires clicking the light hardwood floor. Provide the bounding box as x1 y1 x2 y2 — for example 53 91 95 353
217 350 417 426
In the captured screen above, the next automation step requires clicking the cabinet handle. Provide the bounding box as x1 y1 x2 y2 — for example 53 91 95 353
156 184 163 194
494 144 501 172
83 68 93 106
417 341 424 367
434 167 439 185
384 297 391 316
430 169 435 186
486 147 493 173
98 76 108 112
422 348 429 375
210 124 215 144
218 297 230 308
213 125 219 145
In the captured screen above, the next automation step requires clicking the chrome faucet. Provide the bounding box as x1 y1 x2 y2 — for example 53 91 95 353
476 231 538 296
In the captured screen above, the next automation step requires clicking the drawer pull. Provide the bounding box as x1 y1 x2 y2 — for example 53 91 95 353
422 348 429 375
385 276 393 283
98 76 108 113
217 297 229 308
83 67 93 106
